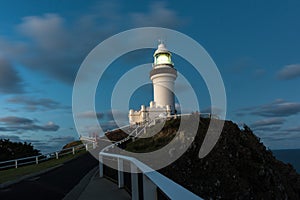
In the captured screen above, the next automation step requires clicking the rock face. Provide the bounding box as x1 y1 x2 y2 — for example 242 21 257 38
159 118 300 199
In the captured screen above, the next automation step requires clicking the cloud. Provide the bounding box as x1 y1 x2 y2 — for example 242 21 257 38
39 121 60 131
276 64 300 80
202 106 224 115
284 126 300 132
0 116 34 125
131 2 183 28
252 126 282 132
0 58 24 94
0 2 184 85
238 99 300 117
0 116 59 132
77 111 104 119
6 96 69 111
106 109 129 121
50 135 75 143
15 14 80 84
251 117 285 128
76 109 128 121
0 135 22 142
17 14 69 51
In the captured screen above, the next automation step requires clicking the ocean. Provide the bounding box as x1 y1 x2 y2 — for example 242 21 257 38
272 149 300 173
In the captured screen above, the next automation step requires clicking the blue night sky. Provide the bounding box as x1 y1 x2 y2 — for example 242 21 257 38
0 0 299 153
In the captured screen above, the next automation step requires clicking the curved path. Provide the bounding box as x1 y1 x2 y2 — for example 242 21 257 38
0 153 98 200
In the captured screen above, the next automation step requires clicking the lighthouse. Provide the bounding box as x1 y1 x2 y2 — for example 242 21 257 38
150 43 177 113
129 42 177 125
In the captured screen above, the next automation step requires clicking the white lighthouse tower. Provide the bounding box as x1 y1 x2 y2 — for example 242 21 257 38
150 43 177 113
129 42 177 125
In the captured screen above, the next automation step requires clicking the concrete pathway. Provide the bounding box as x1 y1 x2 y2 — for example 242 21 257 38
78 175 130 200
64 166 130 200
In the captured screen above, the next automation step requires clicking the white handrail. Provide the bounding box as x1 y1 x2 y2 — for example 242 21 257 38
99 152 202 200
98 113 206 199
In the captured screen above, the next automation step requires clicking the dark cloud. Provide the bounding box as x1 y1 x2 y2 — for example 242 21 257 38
0 116 34 125
253 126 282 132
6 96 69 111
0 135 21 142
276 64 300 80
0 116 59 132
262 132 300 142
0 123 59 132
77 111 104 119
251 117 285 128
76 110 128 121
284 126 300 132
50 135 75 143
0 2 183 85
238 99 300 117
0 58 24 94
0 127 11 132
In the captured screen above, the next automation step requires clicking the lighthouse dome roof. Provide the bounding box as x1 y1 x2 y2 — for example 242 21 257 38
154 43 170 56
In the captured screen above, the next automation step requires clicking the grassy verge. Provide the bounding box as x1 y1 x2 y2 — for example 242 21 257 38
0 150 87 184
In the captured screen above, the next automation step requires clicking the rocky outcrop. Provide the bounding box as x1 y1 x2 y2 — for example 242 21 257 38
159 118 300 200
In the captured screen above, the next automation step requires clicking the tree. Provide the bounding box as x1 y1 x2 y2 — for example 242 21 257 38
0 139 40 161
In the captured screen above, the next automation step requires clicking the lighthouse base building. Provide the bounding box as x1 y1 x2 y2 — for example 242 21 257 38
129 43 177 125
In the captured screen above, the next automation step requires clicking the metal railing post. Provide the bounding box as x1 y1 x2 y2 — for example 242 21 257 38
118 158 124 188
36 156 39 164
143 174 157 200
15 160 18 169
131 162 139 200
56 152 59 159
99 154 103 178
72 147 75 155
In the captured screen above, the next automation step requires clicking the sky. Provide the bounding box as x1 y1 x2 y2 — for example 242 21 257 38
0 0 300 153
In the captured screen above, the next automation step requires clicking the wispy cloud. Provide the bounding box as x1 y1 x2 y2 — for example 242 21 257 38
0 135 22 142
284 126 300 132
0 116 59 132
0 116 34 125
237 99 300 117
252 126 282 132
276 64 300 80
6 96 69 111
50 135 75 143
251 117 285 128
77 110 104 119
